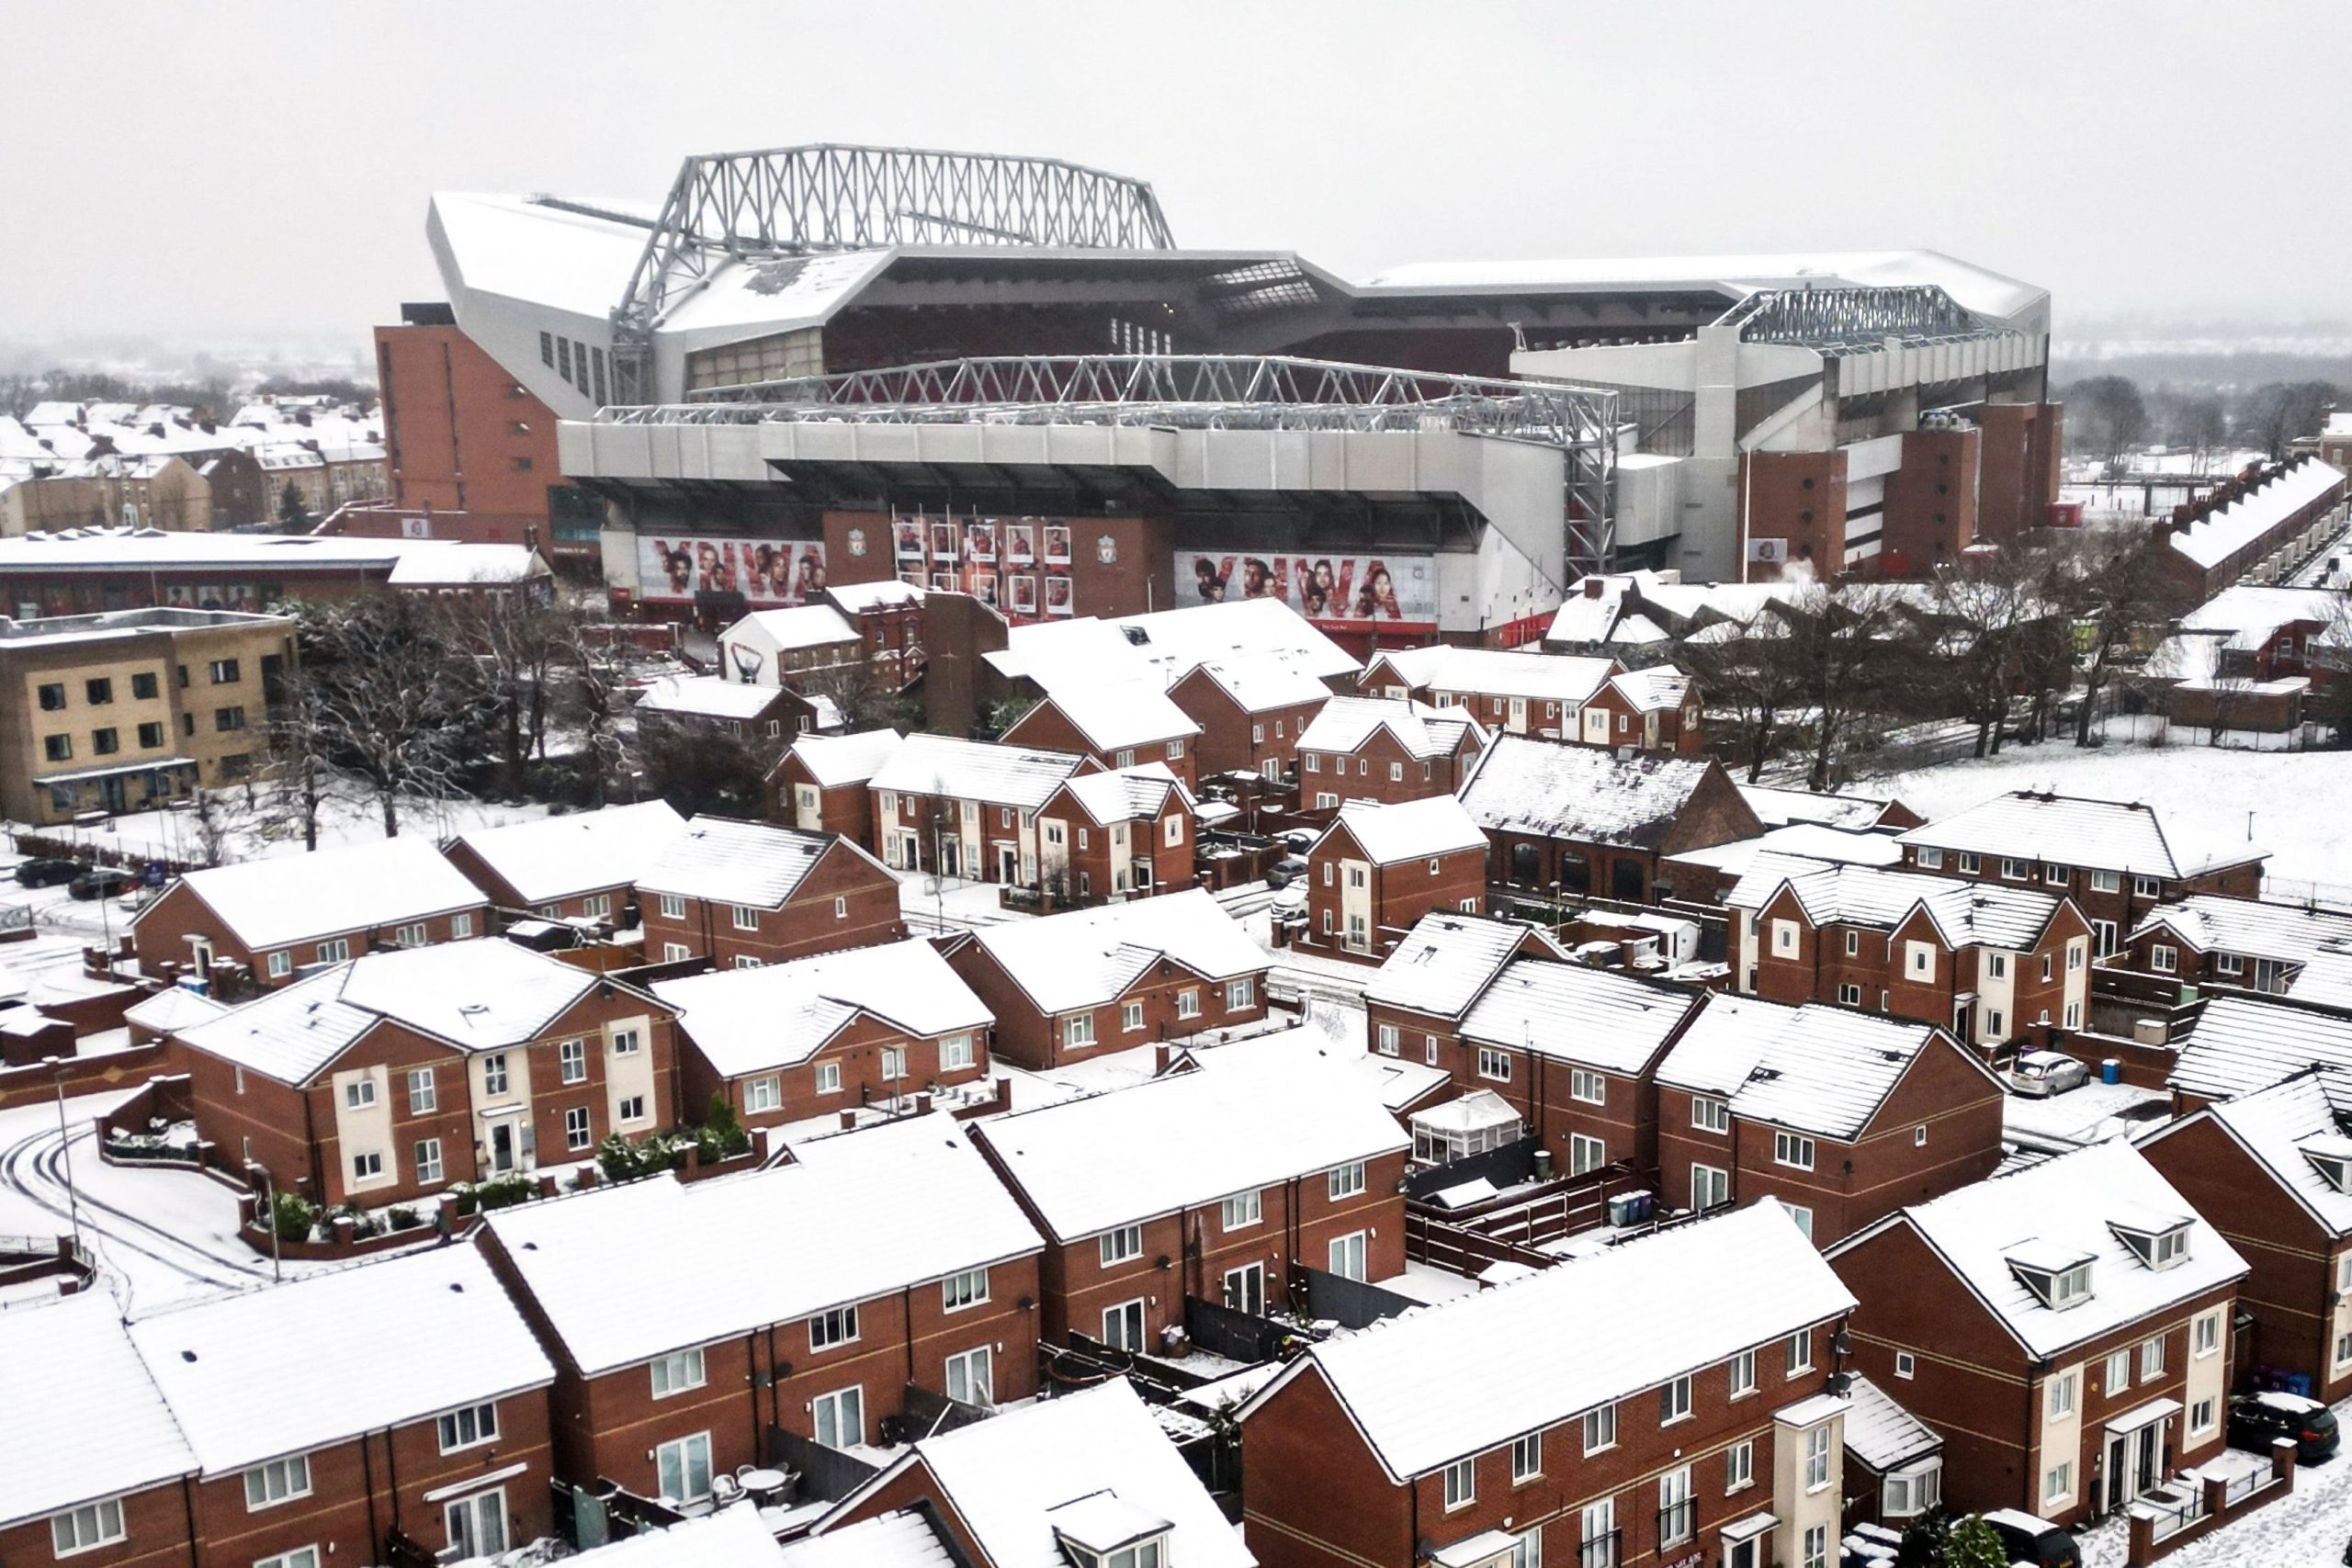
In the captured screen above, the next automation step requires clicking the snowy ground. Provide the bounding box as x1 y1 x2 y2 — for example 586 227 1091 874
2078 1445 2352 1568
9 788 551 871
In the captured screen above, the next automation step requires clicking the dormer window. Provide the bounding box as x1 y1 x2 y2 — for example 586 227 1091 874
2007 1241 2095 1310
2304 1134 2352 1192
1049 1490 1172 1568
2110 1210 2193 1271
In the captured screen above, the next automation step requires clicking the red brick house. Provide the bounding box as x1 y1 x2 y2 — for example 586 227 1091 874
716 603 865 685
1237 1201 1857 1568
824 577 925 683
1296 795 1487 964
2140 1066 2352 1403
768 727 904 850
999 681 1202 787
1737 784 1924 833
1361 909 1574 1081
631 672 831 747
130 837 492 992
970 1036 1408 1347
1893 791 2267 959
637 816 901 967
1360 645 1620 737
1295 696 1487 808
1463 734 1764 905
480 1115 1044 1503
1033 762 1196 908
1166 658 1333 782
173 939 678 1208
2167 992 2352 1111
868 731 1094 885
652 936 993 1134
1655 993 2008 1246
1826 1141 2248 1529
439 799 684 925
2114 895 2352 1007
1725 856 2094 1050
1586 666 1703 753
129 1247 557 1568
945 887 1270 1070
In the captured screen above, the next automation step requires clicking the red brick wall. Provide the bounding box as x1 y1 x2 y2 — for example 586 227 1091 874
130 882 491 990
0 1480 192 1568
1741 450 1846 581
1001 700 1197 789
680 1011 989 1134
1167 667 1328 782
639 846 901 966
769 757 878 849
947 944 1269 1070
1296 829 1485 964
439 840 633 923
375 322 560 523
1298 728 1477 808
1882 426 1979 572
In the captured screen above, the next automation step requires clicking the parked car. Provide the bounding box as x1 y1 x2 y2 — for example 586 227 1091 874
1982 1509 2081 1568
1270 881 1307 918
2229 1391 2340 1464
12 857 82 888
67 867 139 901
1277 828 1318 853
2008 1050 2089 1098
1265 855 1309 889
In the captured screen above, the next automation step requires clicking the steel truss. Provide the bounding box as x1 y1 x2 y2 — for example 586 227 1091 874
606 354 1622 571
1719 284 1993 350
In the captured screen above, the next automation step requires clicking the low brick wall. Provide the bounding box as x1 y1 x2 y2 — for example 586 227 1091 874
0 1043 170 1113
2125 1439 2297 1565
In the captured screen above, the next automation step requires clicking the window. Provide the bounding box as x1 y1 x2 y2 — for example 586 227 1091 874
452 912 472 940
1376 1023 1399 1056
939 1032 976 1071
2043 1460 2073 1506
1222 1189 1262 1230
2047 1371 2076 1419
815 1061 842 1094
1392 762 1407 783
808 1304 859 1350
651 1347 706 1397
559 1038 586 1084
880 1046 907 1081
2001 857 2028 881
1570 1068 1607 1104
1227 977 1255 1010
658 893 684 919
414 1138 444 1183
1512 1431 1542 1483
1477 1046 1512 1082
1442 1458 1476 1510
243 1454 311 1510
934 1340 1000 1419
1956 852 1980 874
1804 1422 1831 1489
1328 1231 1367 1280
1581 1500 1616 1568
138 720 164 748
2141 1335 2165 1380
1100 1224 1144 1266
1102 1299 1147 1350
655 1432 713 1502
942 1268 989 1311
1329 1161 1366 1200
618 1094 646 1123
2091 869 2121 894
1905 941 1934 978
1803 1523 1828 1568
2134 875 2161 898
2214 952 2245 976
1658 1466 1693 1548
482 1054 509 1096
1894 1350 1916 1380
2189 1396 2217 1438
50 1497 125 1557
1691 1097 1730 1134
1787 1204 1813 1240
1569 1134 1606 1175
344 1077 377 1110
564 1106 592 1151
1786 1328 1813 1375
1987 953 2007 979
1065 1013 1096 1049
1916 847 1943 870
2151 944 2177 974
352 1150 383 1182
1774 1130 1815 1170
2194 1308 2222 1358
2104 1348 2131 1393
436 1402 499 1453
2119 1223 2190 1270
611 1029 640 1055
36 682 63 711
316 937 350 964
1176 987 1201 1020
209 659 240 684
1838 982 1862 1007
1771 919 1798 955
1728 1348 1756 1397
1883 1460 1942 1518
42 734 70 761
1121 999 1145 1032
85 677 113 705
92 727 119 755
1582 1403 1616 1453
731 904 759 931
1726 1438 1755 1493
1691 1164 1729 1211
255 1551 319 1568
213 706 245 732
1658 1373 1691 1425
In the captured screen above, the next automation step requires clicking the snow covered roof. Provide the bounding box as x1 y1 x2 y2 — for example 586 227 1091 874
1727 857 2065 951
1297 695 1486 761
1185 658 1337 713
1607 666 1691 714
724 604 863 652
1361 910 1564 1019
1456 958 1706 1073
1023 680 1201 750
2168 457 2346 570
639 816 876 908
2179 583 2348 639
784 727 906 788
127 1247 552 1475
1658 993 1966 1141
971 1033 1408 1241
1323 795 1486 865
445 801 684 906
778 1509 949 1568
1461 735 1725 846
965 887 1265 1015
869 731 1090 809
652 938 989 1078
1246 1200 1850 1481
2131 897 2352 1010
824 578 925 615
593 1506 795 1568
1373 645 1619 705
2149 1067 2352 1237
829 1380 1250 1568
1664 826 1905 880
634 674 793 721
485 1115 1041 1375
122 984 228 1034
146 837 490 952
993 598 1356 697
0 1292 194 1529
1736 784 1910 832
174 939 606 1084
1055 762 1194 826
1830 1139 2247 1360
2168 993 2352 1102
379 543 546 586
1362 249 2047 322
1895 790 2263 878
1840 1375 1941 1473
1544 576 1672 647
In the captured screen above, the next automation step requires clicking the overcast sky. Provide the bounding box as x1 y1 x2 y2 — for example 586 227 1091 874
5 0 2348 354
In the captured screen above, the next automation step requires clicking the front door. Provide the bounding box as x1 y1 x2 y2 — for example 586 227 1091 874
98 774 126 814
1507 695 1527 733
997 843 1019 885
489 1121 518 1175
1728 1536 1760 1568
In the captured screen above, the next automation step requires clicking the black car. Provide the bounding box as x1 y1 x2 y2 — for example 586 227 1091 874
1982 1510 2081 1568
12 857 82 888
2229 1391 2340 1463
67 867 138 902
1265 855 1310 889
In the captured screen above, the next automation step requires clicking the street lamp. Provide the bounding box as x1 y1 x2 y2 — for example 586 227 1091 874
41 1055 84 1256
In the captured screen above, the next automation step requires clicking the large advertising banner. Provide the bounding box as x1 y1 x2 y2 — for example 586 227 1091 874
637 535 828 606
1174 551 1438 630
892 511 1074 623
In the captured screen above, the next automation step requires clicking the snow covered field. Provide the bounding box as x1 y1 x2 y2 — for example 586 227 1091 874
10 790 552 871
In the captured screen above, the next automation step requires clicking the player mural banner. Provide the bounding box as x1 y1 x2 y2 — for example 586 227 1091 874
893 510 1073 621
638 535 828 605
1176 551 1438 629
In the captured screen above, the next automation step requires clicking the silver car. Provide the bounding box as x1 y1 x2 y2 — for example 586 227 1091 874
2009 1049 2089 1098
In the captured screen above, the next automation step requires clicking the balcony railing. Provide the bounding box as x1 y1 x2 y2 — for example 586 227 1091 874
1577 1528 1621 1568
1656 1500 1696 1551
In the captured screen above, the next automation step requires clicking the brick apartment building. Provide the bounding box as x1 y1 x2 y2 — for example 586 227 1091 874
439 799 684 925
1295 696 1487 809
130 837 492 993
2166 992 2352 1111
868 731 1094 885
1893 791 2266 958
970 1038 1408 1347
1584 666 1702 754
770 728 905 849
1464 734 1764 905
1654 994 2008 1247
2111 895 2352 1008
1725 856 2093 1050
1361 910 1574 1081
652 937 993 1134
1295 795 1487 964
1033 763 1195 908
1359 645 1619 739
1826 1141 2247 1529
637 816 901 967
1237 1201 1856 1568
944 887 1270 1070
2141 1066 2352 1404
2154 453 2348 603
999 681 1203 788
823 578 925 684
173 940 677 1208
1165 659 1333 781
480 1116 1044 1503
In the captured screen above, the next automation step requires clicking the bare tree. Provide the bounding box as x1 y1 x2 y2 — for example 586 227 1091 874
1676 616 1802 783
2067 376 2148 470
1777 583 1907 791
450 592 571 797
795 651 910 734
259 681 343 851
634 717 769 818
2245 381 2340 461
2051 531 2176 746
557 616 639 807
297 593 469 838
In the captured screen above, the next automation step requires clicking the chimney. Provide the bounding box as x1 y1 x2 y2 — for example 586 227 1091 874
1583 578 1605 599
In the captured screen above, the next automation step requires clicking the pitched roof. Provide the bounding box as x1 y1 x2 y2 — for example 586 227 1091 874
444 800 684 906
2167 993 2352 1101
1456 958 1707 1073
1021 682 1201 750
780 1509 951 1568
1374 645 1618 705
145 837 488 951
1248 1201 1850 1481
652 938 990 1078
1185 658 1336 713
1829 1139 2248 1359
2131 896 2352 1010
1657 993 1966 1141
127 1247 552 1475
596 1506 794 1568
868 731 1090 810
825 578 925 615
992 597 1357 694
784 727 906 788
485 1114 1042 1376
1056 762 1195 826
965 887 1265 1015
1361 910 1565 1018
1736 784 1911 831
2147 1066 2352 1237
1663 826 1905 879
970 1032 1408 1241
639 816 878 908
1606 666 1691 714
173 938 605 1084
1298 695 1485 761
1895 790 2263 878
1726 857 2065 950
724 603 861 651
1841 1374 1942 1473
1460 735 1724 847
633 674 793 721
2167 456 2346 570
1323 795 1486 864
0 1292 194 1529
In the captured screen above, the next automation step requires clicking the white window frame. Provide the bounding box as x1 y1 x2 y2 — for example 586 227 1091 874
1511 1431 1542 1484
1221 1189 1263 1231
1691 1096 1730 1134
243 1454 311 1512
808 1304 860 1351
1726 1438 1755 1494
944 1344 995 1407
655 1431 714 1503
1329 1160 1367 1200
1569 1067 1606 1104
1774 1130 1815 1170
1658 1372 1692 1426
1100 1224 1144 1266
745 1075 782 1114
559 1038 586 1085
942 1268 989 1312
1476 1046 1512 1082
650 1347 707 1397
1442 1458 1476 1511
941 1032 975 1070
50 1498 126 1558
435 1401 499 1454
1582 1403 1616 1454
414 1137 443 1184
814 1061 842 1094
